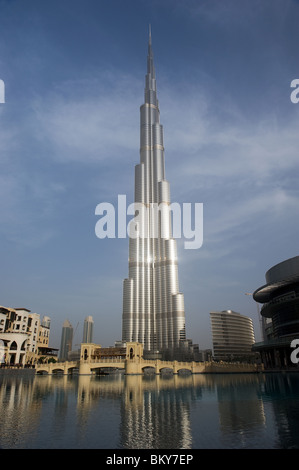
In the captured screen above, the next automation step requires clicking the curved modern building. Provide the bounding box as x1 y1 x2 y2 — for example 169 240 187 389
210 310 255 361
122 30 186 360
253 256 299 368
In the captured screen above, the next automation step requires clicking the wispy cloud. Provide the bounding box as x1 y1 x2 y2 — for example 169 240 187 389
31 71 142 163
3 63 298 256
155 76 299 269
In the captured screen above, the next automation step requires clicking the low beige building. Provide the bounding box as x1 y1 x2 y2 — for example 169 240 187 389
0 305 57 366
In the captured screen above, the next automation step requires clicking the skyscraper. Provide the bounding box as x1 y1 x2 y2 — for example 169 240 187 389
59 319 73 361
122 29 186 360
83 315 94 343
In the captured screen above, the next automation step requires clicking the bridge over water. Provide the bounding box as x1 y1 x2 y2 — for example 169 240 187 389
35 342 261 376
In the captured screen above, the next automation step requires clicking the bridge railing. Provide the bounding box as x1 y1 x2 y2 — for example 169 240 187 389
140 359 197 366
35 360 78 369
84 357 126 364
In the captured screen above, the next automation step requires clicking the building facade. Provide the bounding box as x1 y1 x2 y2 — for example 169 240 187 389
83 315 94 344
210 310 255 361
0 306 56 366
122 29 186 359
59 319 73 361
122 30 187 360
252 256 299 369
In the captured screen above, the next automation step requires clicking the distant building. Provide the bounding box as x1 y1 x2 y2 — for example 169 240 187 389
83 316 94 343
197 349 213 362
0 306 57 366
42 316 51 329
37 315 57 362
177 339 201 362
252 256 299 369
59 320 73 361
210 310 255 361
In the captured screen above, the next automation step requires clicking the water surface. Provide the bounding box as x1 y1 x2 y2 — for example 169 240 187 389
1 371 299 449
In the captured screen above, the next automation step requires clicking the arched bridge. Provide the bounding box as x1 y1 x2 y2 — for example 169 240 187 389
36 358 126 375
35 342 261 375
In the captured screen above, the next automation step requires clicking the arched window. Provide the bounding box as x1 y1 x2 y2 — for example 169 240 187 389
130 347 134 360
10 341 17 350
21 340 26 351
84 349 88 360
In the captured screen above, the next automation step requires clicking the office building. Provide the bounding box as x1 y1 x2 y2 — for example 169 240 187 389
83 315 94 343
210 310 255 361
59 319 73 361
122 29 188 360
252 256 299 368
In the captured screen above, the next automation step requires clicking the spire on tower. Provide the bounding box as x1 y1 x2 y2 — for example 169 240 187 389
147 24 155 79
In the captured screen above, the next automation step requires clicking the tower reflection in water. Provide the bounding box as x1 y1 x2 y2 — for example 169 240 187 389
1 372 299 448
119 375 201 448
76 373 201 448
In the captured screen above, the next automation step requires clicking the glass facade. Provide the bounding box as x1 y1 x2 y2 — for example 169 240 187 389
83 316 94 344
122 31 187 359
59 320 73 361
210 310 255 361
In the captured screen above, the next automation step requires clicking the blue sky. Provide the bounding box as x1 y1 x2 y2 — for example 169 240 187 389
1 0 299 350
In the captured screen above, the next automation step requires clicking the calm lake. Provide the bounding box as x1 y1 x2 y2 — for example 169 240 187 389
0 370 299 449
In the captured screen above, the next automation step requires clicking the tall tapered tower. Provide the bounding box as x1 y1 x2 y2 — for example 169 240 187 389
122 29 186 360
